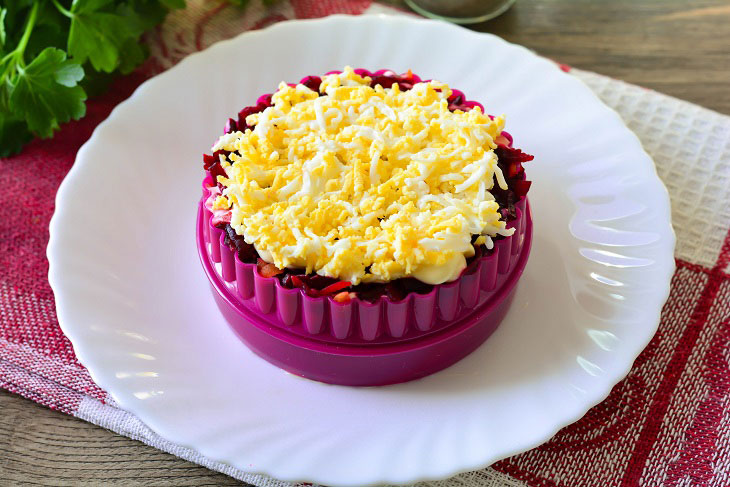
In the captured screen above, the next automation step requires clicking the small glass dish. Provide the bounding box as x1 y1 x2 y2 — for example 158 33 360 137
405 0 517 24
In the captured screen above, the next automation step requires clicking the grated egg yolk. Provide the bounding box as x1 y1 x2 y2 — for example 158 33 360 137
212 66 515 285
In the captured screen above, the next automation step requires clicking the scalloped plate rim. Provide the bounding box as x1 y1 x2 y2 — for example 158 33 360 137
48 14 676 486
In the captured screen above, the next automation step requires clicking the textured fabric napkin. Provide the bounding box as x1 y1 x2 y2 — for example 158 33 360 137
2 1 730 486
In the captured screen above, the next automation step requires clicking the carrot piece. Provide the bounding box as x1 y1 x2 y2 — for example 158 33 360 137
333 291 351 303
257 258 283 277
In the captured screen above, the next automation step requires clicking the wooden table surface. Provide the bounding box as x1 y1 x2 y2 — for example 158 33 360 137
1 1 729 485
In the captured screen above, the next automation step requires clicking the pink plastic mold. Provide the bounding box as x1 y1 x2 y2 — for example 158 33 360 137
200 176 528 346
197 188 532 386
197 69 533 385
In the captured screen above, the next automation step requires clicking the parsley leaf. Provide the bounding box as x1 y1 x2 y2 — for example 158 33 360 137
0 8 7 49
9 47 86 138
0 0 180 156
0 0 271 157
67 0 143 73
117 37 147 74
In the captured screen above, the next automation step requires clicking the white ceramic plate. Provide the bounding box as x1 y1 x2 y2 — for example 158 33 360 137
48 15 675 486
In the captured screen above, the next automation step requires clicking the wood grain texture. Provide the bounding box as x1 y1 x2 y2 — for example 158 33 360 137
1 1 728 485
0 392 241 486
395 0 730 114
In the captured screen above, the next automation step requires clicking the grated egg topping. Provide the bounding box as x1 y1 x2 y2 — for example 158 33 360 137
211 67 515 285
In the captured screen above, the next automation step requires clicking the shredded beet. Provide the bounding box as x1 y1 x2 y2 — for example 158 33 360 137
300 75 322 92
205 149 231 190
287 274 340 298
232 105 269 134
223 225 258 263
512 179 532 198
369 75 415 91
224 118 237 134
496 145 534 179
203 70 534 300
446 92 475 112
288 274 340 292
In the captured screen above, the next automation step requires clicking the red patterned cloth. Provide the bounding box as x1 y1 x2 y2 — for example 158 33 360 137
2 2 730 486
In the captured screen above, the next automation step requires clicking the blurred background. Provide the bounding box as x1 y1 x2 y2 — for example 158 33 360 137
386 0 729 113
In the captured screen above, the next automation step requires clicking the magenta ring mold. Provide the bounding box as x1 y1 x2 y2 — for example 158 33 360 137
197 70 533 386
197 196 532 386
200 176 528 345
198 184 532 386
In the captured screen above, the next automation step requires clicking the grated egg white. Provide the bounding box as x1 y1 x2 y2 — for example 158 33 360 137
211 66 515 285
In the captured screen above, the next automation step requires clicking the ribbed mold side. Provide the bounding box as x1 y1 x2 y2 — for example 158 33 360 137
199 67 530 345
201 180 528 345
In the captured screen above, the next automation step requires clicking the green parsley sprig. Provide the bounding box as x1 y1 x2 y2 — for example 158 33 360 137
0 0 263 157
